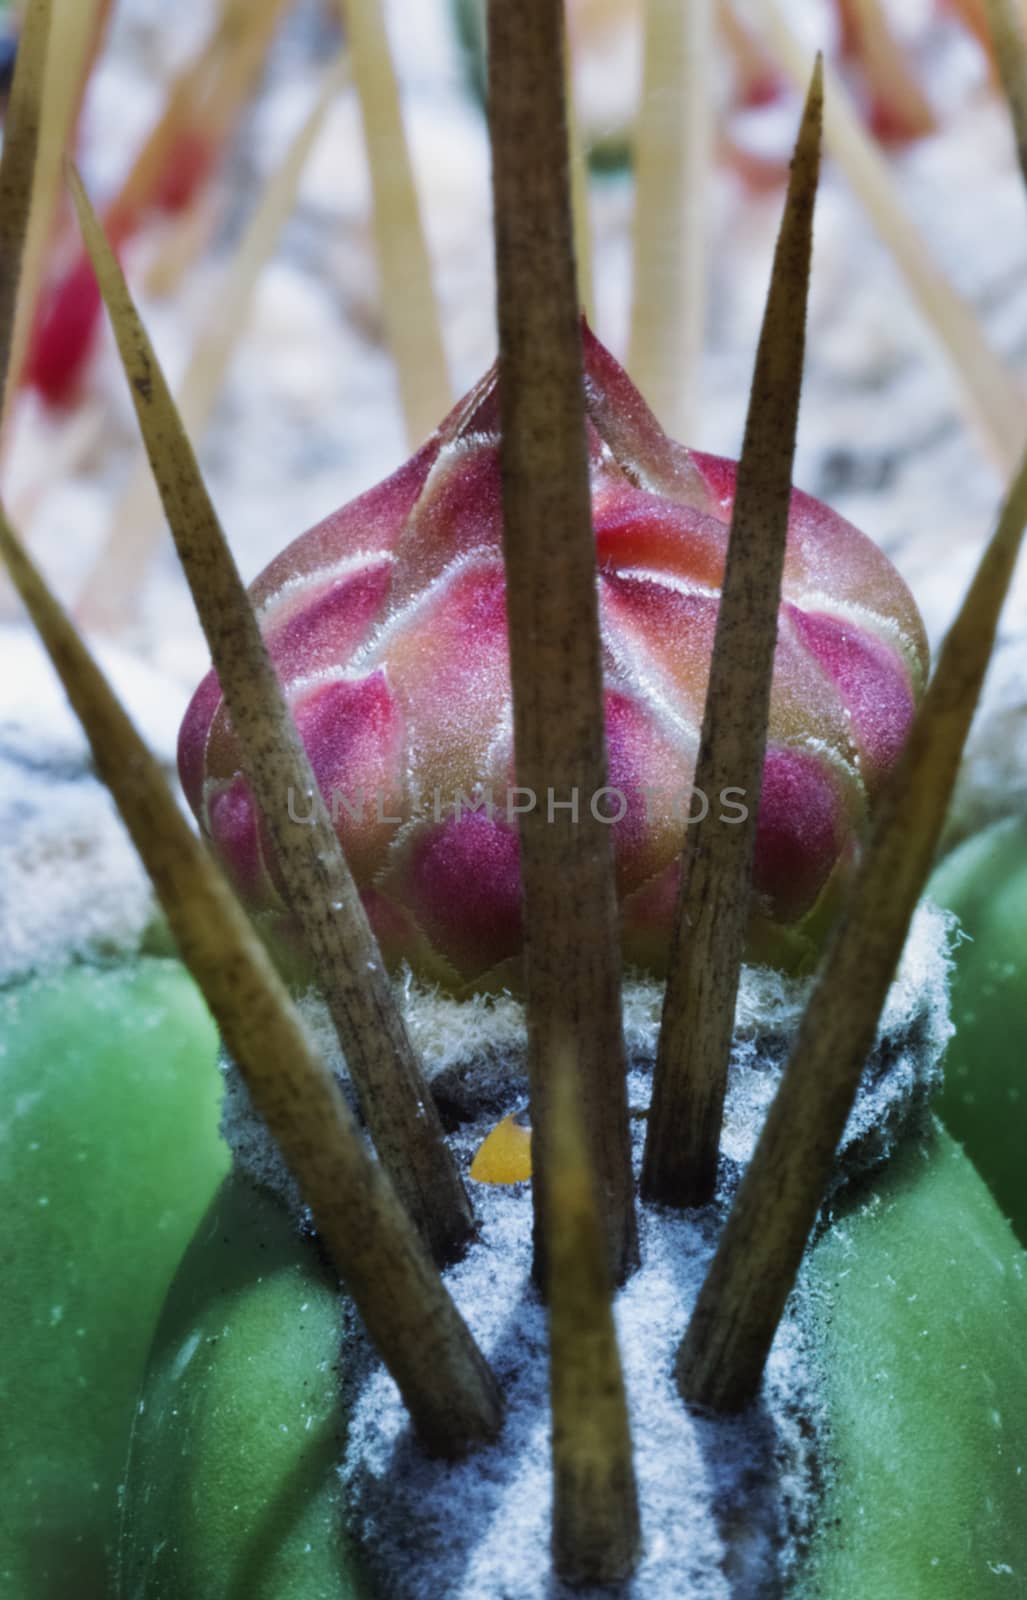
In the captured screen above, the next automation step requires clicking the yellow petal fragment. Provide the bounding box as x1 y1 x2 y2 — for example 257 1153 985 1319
470 1116 533 1186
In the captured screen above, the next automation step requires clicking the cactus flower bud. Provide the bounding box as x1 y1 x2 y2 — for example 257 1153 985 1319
179 326 928 988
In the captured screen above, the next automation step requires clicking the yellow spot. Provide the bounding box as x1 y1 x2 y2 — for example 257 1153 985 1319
470 1115 532 1185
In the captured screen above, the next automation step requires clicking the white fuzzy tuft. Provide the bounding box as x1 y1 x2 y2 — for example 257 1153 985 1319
219 901 954 1599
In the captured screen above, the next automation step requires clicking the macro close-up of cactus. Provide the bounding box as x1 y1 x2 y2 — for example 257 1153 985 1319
1 2 1026 1599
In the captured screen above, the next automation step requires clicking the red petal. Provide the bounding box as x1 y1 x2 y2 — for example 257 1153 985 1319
689 452 929 682
753 746 847 922
580 320 714 510
600 573 719 730
178 667 222 816
389 435 503 605
250 438 441 609
603 688 694 889
290 671 405 881
386 809 524 980
594 480 728 589
206 774 272 904
789 608 917 791
367 555 511 796
262 557 392 680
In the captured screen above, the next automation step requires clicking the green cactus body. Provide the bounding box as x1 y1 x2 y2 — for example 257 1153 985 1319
118 1121 1027 1598
0 960 227 1599
929 818 1027 1244
117 1174 366 1600
795 1125 1027 1598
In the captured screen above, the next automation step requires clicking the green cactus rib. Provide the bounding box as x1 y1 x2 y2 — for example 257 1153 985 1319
0 960 227 1600
929 817 1027 1244
118 1171 367 1600
794 1124 1027 1598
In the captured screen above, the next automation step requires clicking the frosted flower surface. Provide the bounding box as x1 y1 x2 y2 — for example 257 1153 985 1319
179 327 928 987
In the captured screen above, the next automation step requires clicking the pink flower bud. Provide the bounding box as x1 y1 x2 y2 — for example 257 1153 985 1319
179 327 928 988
